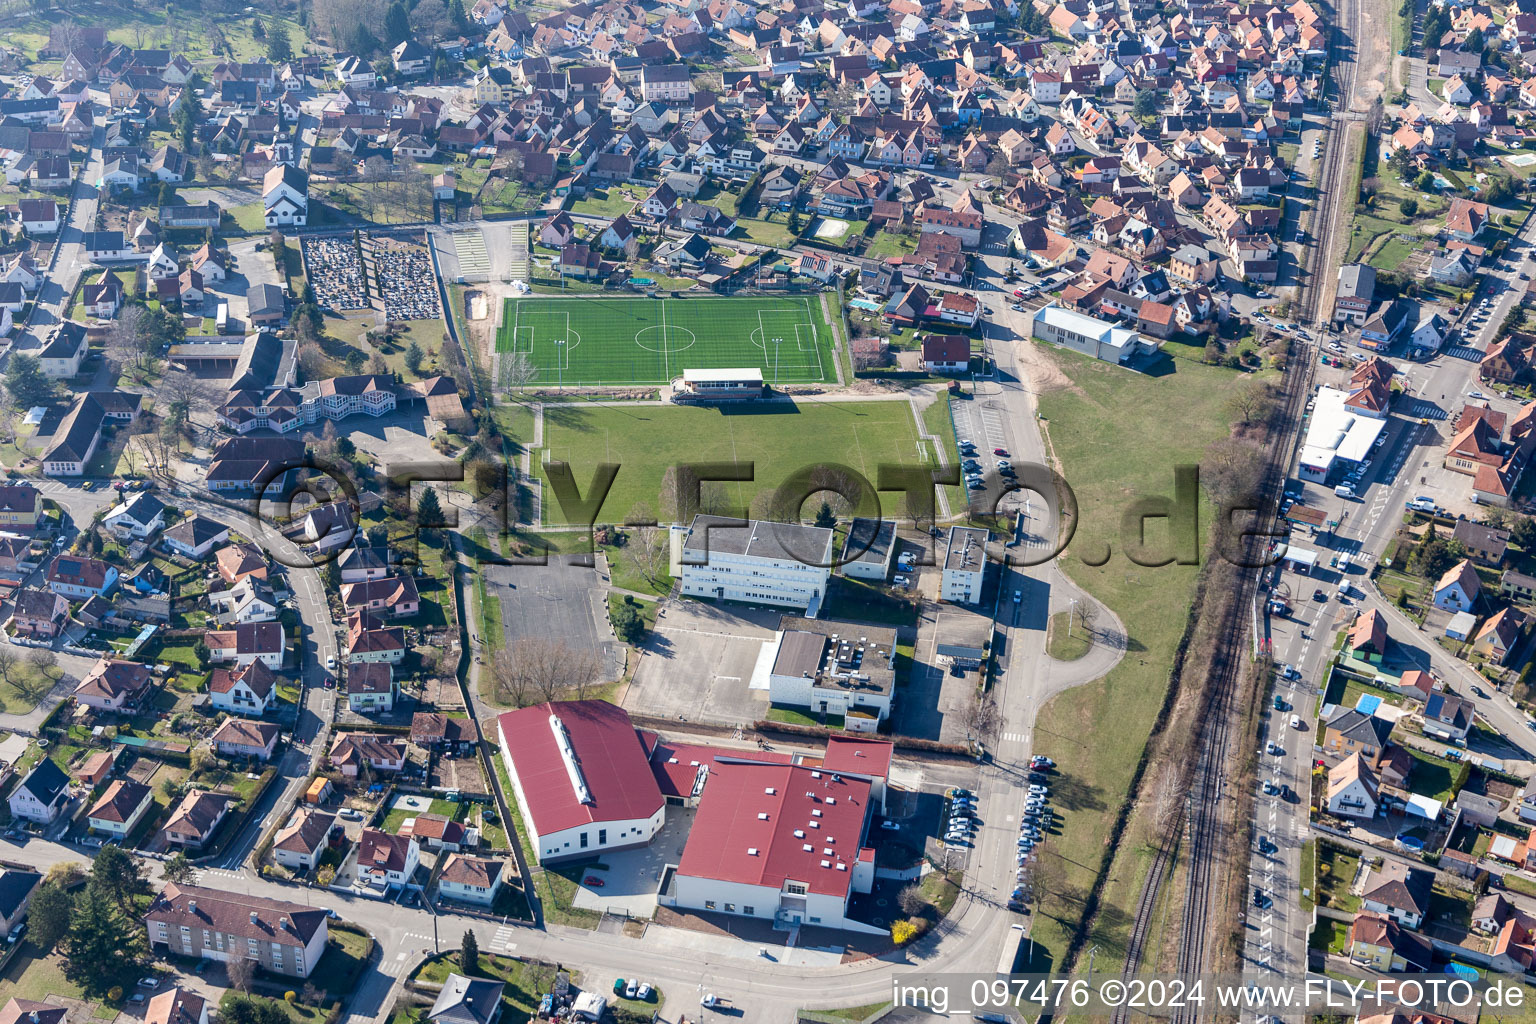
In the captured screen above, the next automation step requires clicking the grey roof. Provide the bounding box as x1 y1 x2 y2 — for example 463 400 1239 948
247 283 284 317
842 517 895 566
429 975 505 1024
682 514 834 565
18 759 68 807
1336 263 1376 301
1326 708 1394 747
0 870 39 920
945 526 988 572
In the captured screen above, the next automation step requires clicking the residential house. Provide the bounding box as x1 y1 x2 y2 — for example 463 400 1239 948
356 829 420 891
73 658 153 712
208 661 277 716
437 854 506 907
1327 753 1379 819
85 778 153 837
1423 692 1475 743
46 556 117 600
7 760 69 823
209 717 280 762
327 732 406 776
161 790 229 849
1433 559 1481 612
9 588 68 639
346 663 396 714
204 622 285 669
271 807 336 871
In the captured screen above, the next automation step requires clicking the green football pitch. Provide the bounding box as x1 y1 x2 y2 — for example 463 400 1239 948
495 296 835 385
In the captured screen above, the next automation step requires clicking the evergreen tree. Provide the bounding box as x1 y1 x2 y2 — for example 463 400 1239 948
61 885 144 995
814 500 836 529
4 353 53 409
385 1 411 45
611 599 644 644
405 341 424 374
27 881 73 950
252 17 266 39
88 843 148 914
417 486 444 526
461 929 479 974
267 25 293 63
163 852 195 884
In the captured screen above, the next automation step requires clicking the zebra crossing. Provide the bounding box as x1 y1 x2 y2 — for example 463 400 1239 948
492 925 517 952
1001 732 1028 744
1404 399 1448 420
192 867 245 884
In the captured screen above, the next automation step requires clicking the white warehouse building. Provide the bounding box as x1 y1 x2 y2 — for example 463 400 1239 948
1031 302 1162 364
679 515 834 614
497 700 666 864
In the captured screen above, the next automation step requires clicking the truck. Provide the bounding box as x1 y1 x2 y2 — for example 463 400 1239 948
702 997 733 1010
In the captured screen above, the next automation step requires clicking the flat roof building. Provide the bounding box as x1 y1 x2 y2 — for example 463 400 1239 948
1298 386 1387 483
942 526 989 604
679 514 834 614
840 517 896 580
755 616 897 730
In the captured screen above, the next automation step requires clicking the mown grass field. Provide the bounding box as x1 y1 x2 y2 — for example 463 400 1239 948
533 400 932 524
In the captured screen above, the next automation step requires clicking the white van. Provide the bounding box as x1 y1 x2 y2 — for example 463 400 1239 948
1334 484 1356 498
1337 554 1352 572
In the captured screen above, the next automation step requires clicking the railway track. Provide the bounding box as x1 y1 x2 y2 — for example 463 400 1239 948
1109 3 1361 1013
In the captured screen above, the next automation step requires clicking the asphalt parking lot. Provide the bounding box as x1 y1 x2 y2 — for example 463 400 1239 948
484 557 624 679
624 600 781 726
570 807 694 917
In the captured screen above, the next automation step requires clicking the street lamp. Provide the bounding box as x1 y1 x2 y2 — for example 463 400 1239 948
772 336 783 382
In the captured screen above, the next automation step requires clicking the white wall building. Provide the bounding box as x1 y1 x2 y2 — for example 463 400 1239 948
679 515 833 614
663 762 882 934
941 526 988 604
758 619 896 730
1031 302 1162 364
497 701 666 864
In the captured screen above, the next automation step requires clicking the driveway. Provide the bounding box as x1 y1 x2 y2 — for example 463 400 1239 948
570 807 694 918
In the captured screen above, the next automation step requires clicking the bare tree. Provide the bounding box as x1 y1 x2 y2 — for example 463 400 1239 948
897 884 926 916
226 956 255 993
1149 762 1187 846
0 645 18 687
409 0 451 42
622 526 670 590
159 370 219 434
26 647 56 680
104 305 148 376
967 694 998 739
503 637 605 704
502 351 538 390
1225 378 1275 426
488 645 529 707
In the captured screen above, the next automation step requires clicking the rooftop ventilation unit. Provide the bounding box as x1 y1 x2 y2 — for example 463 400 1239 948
548 714 592 805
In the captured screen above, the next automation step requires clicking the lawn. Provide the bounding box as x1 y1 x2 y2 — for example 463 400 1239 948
1024 345 1252 972
0 944 103 1015
492 753 597 928
734 214 801 249
532 400 929 525
411 953 571 1024
864 230 919 259
569 188 641 218
1314 843 1363 913
1406 747 1463 802
218 993 326 1024
767 704 844 728
496 295 836 385
920 392 969 515
1045 611 1090 661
